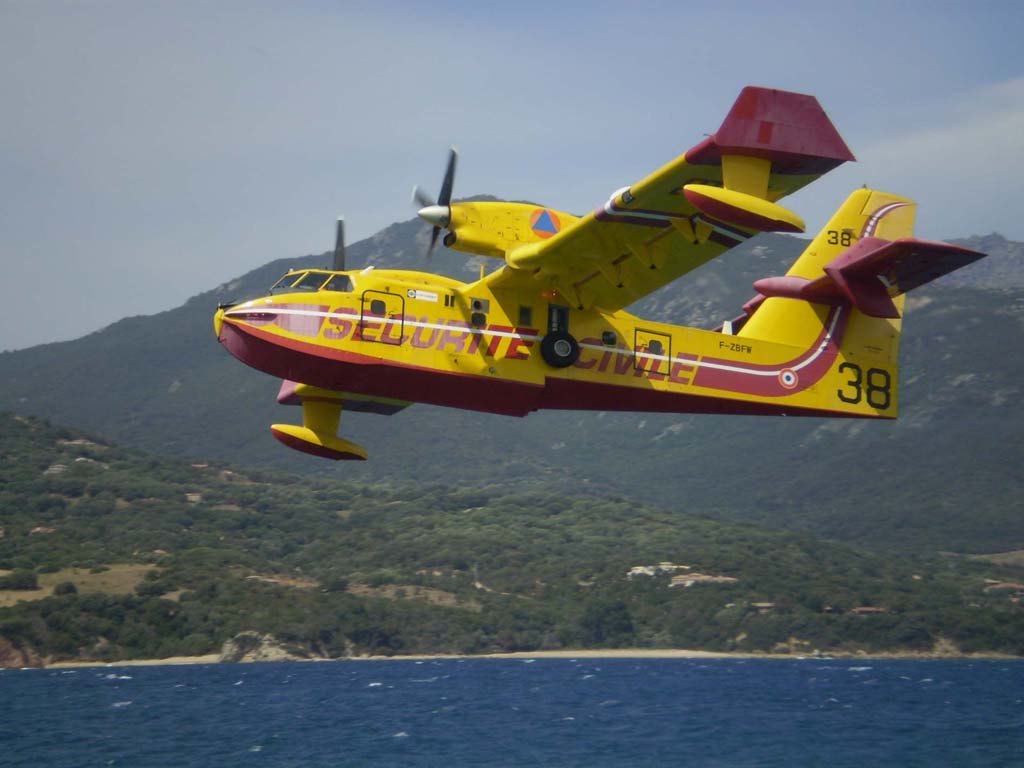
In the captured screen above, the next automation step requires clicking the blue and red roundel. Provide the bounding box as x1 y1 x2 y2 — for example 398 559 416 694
530 208 561 239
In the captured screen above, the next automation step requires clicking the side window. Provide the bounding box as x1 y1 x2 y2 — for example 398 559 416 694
324 275 353 292
270 273 301 292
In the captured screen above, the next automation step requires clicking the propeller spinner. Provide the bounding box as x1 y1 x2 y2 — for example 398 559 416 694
413 147 458 256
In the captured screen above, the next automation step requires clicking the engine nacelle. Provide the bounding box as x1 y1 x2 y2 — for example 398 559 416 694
444 201 579 259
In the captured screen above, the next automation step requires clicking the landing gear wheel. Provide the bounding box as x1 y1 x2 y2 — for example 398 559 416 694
540 330 580 368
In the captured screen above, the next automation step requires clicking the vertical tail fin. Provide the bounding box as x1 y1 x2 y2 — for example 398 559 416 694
733 189 984 418
737 189 914 418
785 189 917 279
739 189 915 345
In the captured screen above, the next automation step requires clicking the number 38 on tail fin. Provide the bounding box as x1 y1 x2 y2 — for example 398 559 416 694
214 86 985 460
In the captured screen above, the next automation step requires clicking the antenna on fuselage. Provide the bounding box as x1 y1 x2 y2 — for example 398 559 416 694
332 216 346 271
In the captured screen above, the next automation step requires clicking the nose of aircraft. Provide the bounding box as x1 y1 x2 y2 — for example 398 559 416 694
214 307 225 338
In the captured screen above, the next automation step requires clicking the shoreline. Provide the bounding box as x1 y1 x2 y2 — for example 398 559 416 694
42 648 1022 669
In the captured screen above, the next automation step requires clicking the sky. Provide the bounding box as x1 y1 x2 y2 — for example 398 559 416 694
2 0 1023 351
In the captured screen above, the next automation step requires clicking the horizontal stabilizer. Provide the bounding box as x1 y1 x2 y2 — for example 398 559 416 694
827 237 986 296
751 237 985 319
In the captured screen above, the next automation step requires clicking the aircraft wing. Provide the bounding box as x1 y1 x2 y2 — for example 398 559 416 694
481 87 854 312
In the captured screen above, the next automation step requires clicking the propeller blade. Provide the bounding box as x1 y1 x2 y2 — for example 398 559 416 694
438 147 458 206
412 185 435 209
413 147 459 260
332 217 346 271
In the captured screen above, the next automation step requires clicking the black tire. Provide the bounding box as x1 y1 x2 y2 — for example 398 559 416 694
540 330 580 368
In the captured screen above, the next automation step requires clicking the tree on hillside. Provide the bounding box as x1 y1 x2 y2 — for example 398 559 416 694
579 599 634 646
0 570 39 590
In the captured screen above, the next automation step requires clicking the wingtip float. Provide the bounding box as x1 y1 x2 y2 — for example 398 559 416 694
215 86 985 460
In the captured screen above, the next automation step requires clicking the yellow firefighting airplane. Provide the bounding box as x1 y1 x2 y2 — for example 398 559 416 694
214 87 985 460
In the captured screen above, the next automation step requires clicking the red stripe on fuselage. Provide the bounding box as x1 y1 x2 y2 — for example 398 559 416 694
219 319 542 417
541 376 873 418
692 308 846 397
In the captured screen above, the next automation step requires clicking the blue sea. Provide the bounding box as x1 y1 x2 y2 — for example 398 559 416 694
2 658 1022 767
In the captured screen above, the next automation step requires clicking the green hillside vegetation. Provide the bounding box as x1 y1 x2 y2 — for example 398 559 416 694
0 222 1020 554
2 414 1023 665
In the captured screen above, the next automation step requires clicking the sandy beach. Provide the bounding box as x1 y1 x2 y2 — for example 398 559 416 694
48 654 224 668
45 649 736 668
42 647 1020 669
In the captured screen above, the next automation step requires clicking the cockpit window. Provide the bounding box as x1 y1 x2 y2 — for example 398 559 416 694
323 274 353 293
291 272 330 291
269 270 343 293
270 273 303 292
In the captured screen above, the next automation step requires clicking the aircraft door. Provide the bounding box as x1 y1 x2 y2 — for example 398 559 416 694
634 328 671 376
360 290 405 345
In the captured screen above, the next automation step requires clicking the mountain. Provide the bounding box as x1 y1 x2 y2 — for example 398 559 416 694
1 216 1021 553
3 413 1023 664
947 234 1024 289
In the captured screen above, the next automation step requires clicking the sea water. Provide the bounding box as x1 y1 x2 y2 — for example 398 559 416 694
2 658 1022 767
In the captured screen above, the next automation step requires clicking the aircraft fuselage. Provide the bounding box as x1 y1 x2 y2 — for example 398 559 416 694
216 266 882 421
